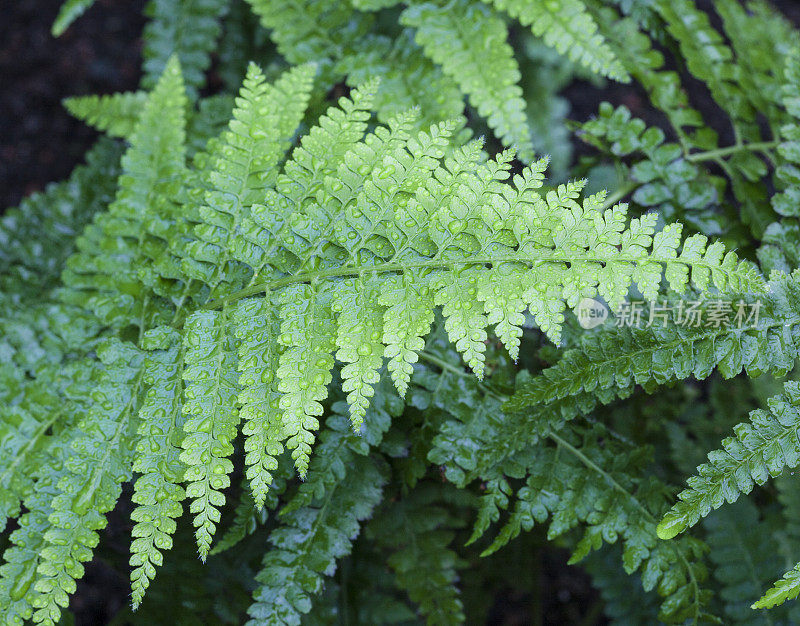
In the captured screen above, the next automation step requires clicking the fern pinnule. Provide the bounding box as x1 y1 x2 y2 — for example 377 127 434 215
179 310 239 560
233 297 284 509
63 91 148 139
130 328 187 608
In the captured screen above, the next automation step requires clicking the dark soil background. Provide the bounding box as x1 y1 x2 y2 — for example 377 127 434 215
3 1 800 625
1 0 145 209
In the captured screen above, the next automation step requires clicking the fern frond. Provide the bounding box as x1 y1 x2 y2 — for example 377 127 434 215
333 278 385 431
0 484 62 623
278 78 379 211
31 342 145 625
658 380 800 540
0 138 122 298
653 0 754 129
506 272 800 414
578 103 720 226
215 107 763 470
368 484 466 623
129 328 187 608
483 0 628 81
233 297 284 508
62 56 188 329
588 8 705 143
0 364 82 536
583 548 661 625
179 310 239 560
705 499 787 623
715 0 798 131
275 284 336 477
759 49 800 273
401 0 533 160
754 563 800 610
485 425 711 623
336 32 464 127
64 91 148 139
52 0 95 36
246 391 400 623
245 0 373 75
183 62 315 296
142 0 229 98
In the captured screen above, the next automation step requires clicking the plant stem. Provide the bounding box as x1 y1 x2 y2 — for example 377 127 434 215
601 181 639 210
685 140 779 162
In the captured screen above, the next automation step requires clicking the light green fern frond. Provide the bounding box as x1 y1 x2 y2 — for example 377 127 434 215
754 564 800 611
183 62 315 296
179 310 239 560
130 328 187 608
484 0 628 81
64 91 148 139
233 298 284 509
61 55 188 329
401 0 533 160
52 0 95 36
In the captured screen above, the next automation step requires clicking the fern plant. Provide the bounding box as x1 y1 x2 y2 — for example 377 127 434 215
8 0 800 623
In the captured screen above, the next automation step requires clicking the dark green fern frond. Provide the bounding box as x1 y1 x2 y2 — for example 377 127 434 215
484 425 712 623
142 0 229 98
336 32 464 128
506 271 800 415
658 380 800 540
31 342 146 626
761 49 800 272
245 0 373 78
0 138 122 298
583 548 661 625
367 484 467 624
245 389 401 624
704 499 788 623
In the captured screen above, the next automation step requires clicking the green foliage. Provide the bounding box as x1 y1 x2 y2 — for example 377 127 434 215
14 1 800 624
485 0 628 81
400 0 533 160
52 0 95 36
142 0 229 98
0 138 122 298
245 0 626 158
704 499 788 623
64 91 148 138
658 380 800 540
